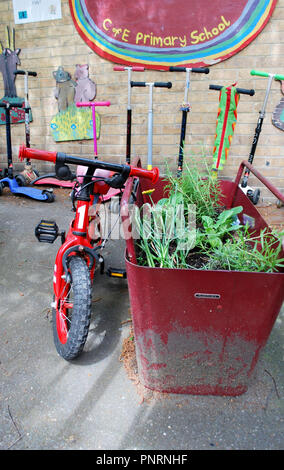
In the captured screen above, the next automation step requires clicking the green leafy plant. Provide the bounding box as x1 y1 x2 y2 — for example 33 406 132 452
199 206 243 249
134 160 284 273
165 159 223 224
204 227 284 272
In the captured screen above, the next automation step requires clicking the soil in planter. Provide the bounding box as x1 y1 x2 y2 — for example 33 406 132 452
135 243 210 269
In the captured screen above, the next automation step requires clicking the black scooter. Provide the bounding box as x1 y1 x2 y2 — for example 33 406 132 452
0 101 54 201
169 66 209 175
240 69 284 204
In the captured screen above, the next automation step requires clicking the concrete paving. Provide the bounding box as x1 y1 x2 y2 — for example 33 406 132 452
0 188 284 451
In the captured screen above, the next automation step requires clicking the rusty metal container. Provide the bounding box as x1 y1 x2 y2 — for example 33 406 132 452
121 161 284 396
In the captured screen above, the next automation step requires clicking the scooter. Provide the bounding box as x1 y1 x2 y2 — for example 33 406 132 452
240 69 284 204
13 69 39 184
169 66 209 175
113 65 145 164
209 83 255 185
75 100 118 202
130 80 172 169
0 101 54 201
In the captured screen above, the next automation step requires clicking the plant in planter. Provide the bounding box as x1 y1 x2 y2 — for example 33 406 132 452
133 160 284 273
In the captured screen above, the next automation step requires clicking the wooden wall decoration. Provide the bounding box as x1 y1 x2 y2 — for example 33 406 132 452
69 0 277 70
0 26 25 125
272 81 284 131
50 64 99 142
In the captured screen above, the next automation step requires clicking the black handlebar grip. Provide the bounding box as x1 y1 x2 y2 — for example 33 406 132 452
131 81 146 87
131 81 172 89
209 84 255 96
0 101 23 108
235 87 255 96
14 70 37 77
191 67 210 74
169 66 209 74
169 66 186 72
154 82 172 88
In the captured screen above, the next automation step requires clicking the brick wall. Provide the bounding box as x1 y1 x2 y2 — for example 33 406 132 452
1 0 284 200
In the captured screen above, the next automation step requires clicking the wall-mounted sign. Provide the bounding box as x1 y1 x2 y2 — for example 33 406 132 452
69 0 277 69
13 0 62 24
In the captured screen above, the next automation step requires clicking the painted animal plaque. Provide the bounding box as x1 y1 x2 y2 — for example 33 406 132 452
0 27 25 124
50 65 99 142
272 80 284 131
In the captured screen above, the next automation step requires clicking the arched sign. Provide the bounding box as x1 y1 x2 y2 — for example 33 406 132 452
69 0 277 69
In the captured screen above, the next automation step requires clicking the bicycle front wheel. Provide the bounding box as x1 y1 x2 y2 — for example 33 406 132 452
52 256 92 360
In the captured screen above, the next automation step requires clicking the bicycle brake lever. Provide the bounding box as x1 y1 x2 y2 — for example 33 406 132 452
106 166 131 189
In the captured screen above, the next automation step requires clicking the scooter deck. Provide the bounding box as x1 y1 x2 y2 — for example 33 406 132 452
33 176 119 197
0 177 51 201
33 177 74 188
103 186 120 201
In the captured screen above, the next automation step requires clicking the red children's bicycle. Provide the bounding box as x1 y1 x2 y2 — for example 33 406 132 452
19 144 159 360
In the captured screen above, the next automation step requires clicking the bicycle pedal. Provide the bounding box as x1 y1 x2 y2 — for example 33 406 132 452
106 267 127 279
35 220 63 243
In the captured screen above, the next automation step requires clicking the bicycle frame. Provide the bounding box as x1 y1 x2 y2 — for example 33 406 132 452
53 172 106 298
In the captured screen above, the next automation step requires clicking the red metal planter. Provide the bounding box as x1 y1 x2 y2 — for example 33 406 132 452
121 161 284 396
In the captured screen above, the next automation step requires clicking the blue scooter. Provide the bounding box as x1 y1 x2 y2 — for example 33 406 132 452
0 101 54 202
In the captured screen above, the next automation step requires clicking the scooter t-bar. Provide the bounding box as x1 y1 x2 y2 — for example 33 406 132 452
131 81 172 169
169 66 209 175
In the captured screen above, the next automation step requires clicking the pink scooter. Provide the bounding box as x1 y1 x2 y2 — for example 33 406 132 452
75 101 119 201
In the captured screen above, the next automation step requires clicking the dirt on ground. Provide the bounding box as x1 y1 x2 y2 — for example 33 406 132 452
120 326 173 404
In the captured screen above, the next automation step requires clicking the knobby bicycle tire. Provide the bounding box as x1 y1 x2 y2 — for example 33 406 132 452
52 256 92 360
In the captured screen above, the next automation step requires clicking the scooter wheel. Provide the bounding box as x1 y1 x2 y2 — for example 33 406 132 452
252 188 260 205
42 190 55 203
0 182 3 196
15 174 27 186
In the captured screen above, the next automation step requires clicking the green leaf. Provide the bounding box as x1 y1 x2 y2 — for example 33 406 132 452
201 215 214 229
217 206 243 226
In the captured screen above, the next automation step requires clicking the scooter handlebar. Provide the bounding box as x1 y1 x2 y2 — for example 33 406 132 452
209 84 255 96
18 145 159 183
169 66 209 74
113 66 145 72
76 101 111 107
0 101 23 108
14 70 37 77
251 69 284 81
131 81 172 88
154 82 172 88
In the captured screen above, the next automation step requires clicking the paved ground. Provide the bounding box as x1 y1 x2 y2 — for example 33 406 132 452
0 187 284 451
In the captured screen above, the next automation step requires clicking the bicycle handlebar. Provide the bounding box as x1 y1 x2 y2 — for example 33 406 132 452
209 84 255 96
251 69 284 81
18 145 159 183
169 66 209 74
14 70 37 77
131 81 172 88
